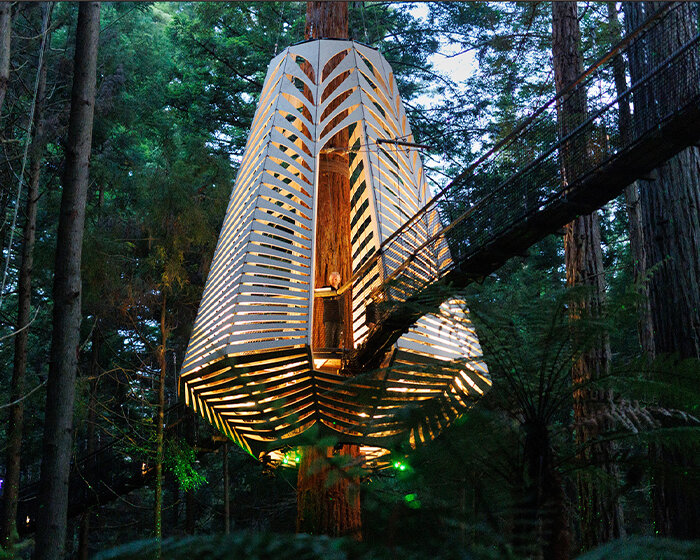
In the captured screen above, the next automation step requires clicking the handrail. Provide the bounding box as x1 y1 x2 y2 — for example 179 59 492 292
337 1 677 297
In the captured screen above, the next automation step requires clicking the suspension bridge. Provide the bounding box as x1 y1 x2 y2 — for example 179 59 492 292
348 2 700 370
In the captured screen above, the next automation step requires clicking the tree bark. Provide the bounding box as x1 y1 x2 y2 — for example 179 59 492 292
0 2 11 115
1 5 49 547
308 0 353 352
606 2 654 357
77 325 100 560
296 445 362 539
623 1 700 539
297 2 362 541
33 4 100 559
552 1 622 553
305 1 348 42
637 2 700 361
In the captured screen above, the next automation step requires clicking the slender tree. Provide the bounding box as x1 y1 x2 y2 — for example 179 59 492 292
1 3 51 548
0 2 11 115
552 1 623 552
77 325 101 560
33 4 100 559
154 292 169 540
223 442 230 534
606 1 653 357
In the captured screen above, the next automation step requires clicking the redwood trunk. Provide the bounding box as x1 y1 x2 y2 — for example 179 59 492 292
552 1 622 553
33 4 100 559
1 6 49 546
297 1 361 541
513 422 570 560
624 1 700 538
296 445 361 539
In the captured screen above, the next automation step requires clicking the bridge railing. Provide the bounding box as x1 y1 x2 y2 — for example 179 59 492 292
352 1 699 331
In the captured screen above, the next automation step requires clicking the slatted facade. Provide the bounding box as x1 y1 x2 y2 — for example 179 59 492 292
180 40 490 459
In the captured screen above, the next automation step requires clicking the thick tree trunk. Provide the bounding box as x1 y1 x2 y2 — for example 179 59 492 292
155 293 168 539
1 7 49 547
0 2 11 115
638 3 700 361
552 2 622 553
624 1 700 538
297 1 361 541
305 1 348 41
33 4 100 559
308 0 353 351
296 445 362 539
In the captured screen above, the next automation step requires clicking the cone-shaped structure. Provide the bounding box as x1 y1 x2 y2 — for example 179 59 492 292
180 40 490 459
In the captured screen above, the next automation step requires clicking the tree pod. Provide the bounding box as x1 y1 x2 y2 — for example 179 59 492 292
180 40 489 461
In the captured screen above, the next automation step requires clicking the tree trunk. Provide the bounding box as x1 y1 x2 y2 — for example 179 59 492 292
307 0 353 352
305 1 349 42
514 422 570 560
606 2 654 357
33 4 100 559
155 292 168 539
623 1 700 538
297 1 361 541
1 5 49 548
296 445 362 539
636 2 700 361
0 2 11 115
77 325 100 560
552 1 622 553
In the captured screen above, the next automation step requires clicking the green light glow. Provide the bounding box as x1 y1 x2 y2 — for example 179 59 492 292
280 449 301 467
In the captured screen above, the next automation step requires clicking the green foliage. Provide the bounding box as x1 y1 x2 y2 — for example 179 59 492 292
363 273 699 557
93 530 509 560
575 537 700 560
165 438 207 493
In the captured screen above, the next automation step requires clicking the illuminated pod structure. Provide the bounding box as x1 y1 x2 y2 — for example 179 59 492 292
179 40 491 462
